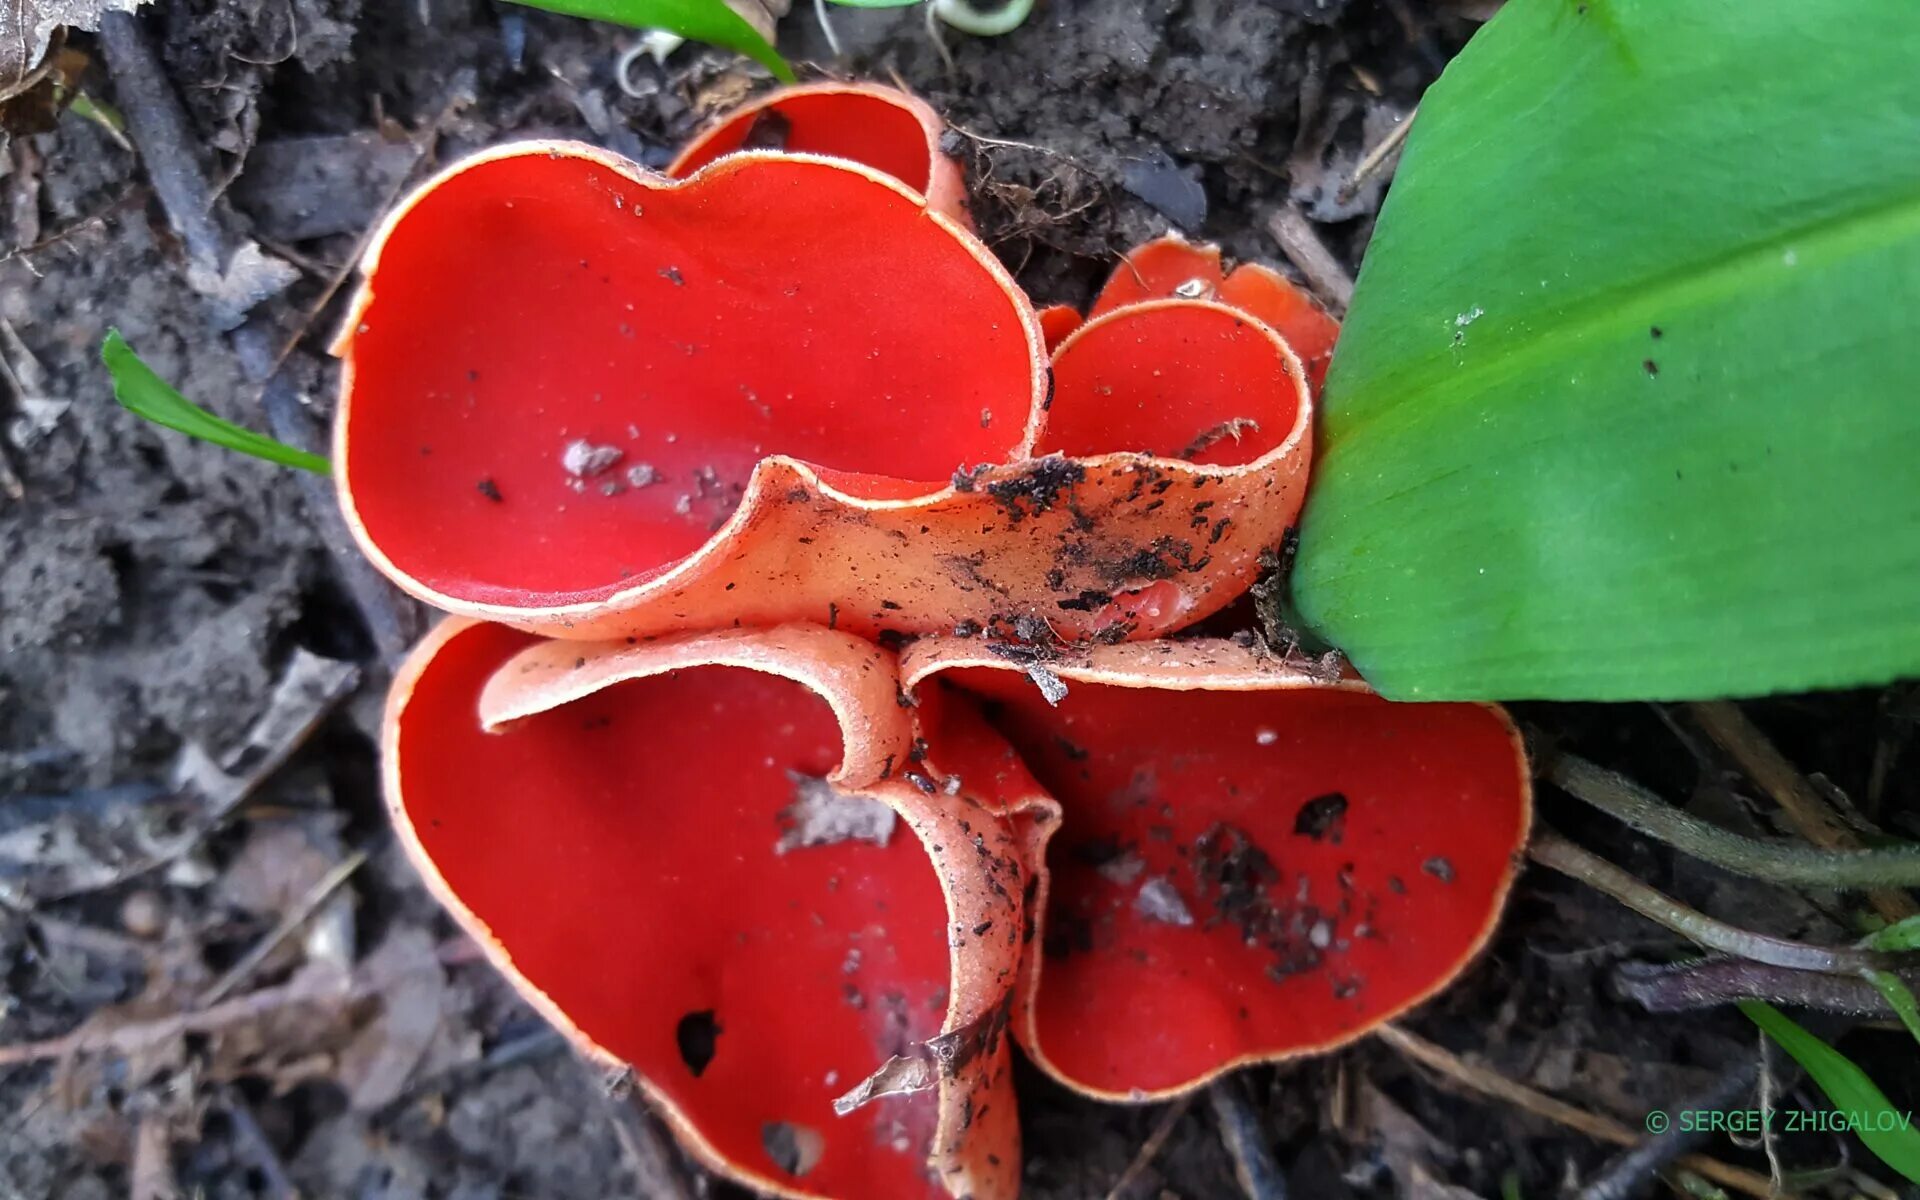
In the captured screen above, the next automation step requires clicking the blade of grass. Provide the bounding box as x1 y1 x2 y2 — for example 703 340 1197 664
1858 971 1920 1045
1860 918 1920 1047
101 331 331 475
503 0 794 81
1737 1001 1920 1182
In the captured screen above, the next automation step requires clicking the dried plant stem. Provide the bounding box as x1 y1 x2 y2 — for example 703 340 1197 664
1264 205 1354 314
1207 1078 1287 1200
1376 1025 1780 1200
1616 957 1916 1017
1104 1095 1193 1200
1528 830 1904 973
1544 753 1920 889
1337 106 1415 203
199 848 368 1005
1690 700 1918 923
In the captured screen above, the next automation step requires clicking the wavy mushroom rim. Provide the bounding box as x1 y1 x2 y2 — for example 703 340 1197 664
335 298 1309 641
1044 296 1314 470
1086 230 1226 319
1089 232 1339 388
332 140 1048 624
899 636 1535 1103
476 623 914 787
476 293 1320 641
667 81 970 223
387 619 1026 1200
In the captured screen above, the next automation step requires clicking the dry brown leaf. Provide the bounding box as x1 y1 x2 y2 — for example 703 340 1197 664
1 0 148 102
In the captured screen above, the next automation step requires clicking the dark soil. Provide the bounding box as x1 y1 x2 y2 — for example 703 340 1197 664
2 2 1916 1198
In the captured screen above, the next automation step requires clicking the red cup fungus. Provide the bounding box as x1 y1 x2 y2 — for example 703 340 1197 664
900 637 1531 1100
339 81 1533 1200
668 81 971 225
389 620 1026 1199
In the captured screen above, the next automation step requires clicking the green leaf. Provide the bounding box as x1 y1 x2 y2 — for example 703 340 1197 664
1859 970 1920 1048
503 0 794 82
101 331 331 475
1738 1001 1920 1182
1292 0 1920 700
1868 915 1920 954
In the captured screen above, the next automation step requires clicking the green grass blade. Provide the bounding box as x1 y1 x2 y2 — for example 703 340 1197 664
503 0 793 81
101 331 331 475
1292 0 1920 700
1859 970 1920 1047
1738 1000 1920 1182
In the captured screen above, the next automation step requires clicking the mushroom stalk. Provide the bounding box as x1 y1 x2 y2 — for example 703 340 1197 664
1542 752 1920 889
1527 829 1909 974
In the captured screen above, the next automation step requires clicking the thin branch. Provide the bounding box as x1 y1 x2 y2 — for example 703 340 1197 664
1528 829 1906 974
1375 1025 1781 1200
1264 205 1353 315
1336 106 1415 204
1543 752 1920 889
1206 1078 1287 1200
199 848 368 1005
1615 957 1914 1018
1105 1095 1193 1200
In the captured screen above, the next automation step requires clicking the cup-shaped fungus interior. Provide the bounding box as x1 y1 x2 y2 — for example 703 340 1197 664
1088 235 1340 391
389 622 955 1197
931 661 1528 1099
669 86 949 207
340 147 1038 609
1040 300 1304 468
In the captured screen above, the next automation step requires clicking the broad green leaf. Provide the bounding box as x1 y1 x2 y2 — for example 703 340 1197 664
1292 0 1920 700
504 0 794 82
1739 1001 1920 1182
101 331 331 475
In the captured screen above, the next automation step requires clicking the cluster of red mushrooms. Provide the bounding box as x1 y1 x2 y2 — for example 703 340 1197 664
332 82 1533 1200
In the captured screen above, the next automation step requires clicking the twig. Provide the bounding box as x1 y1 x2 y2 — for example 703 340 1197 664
372 1027 567 1123
1336 106 1415 204
198 848 368 1005
1529 829 1906 974
1375 1025 1782 1200
1264 205 1353 315
1690 701 1918 924
1580 1062 1759 1200
1104 1095 1193 1200
1206 1077 1287 1200
1615 957 1914 1018
97 13 224 271
1543 752 1920 889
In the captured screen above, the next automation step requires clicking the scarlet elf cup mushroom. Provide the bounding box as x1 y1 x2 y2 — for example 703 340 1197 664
336 82 1531 1200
